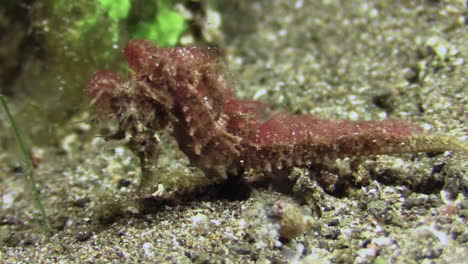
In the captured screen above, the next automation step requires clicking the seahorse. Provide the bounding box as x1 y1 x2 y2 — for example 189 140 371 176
85 39 466 196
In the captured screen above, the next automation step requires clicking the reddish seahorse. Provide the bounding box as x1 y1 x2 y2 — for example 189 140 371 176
85 39 466 195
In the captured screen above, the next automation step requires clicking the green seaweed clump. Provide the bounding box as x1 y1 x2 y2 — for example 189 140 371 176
129 0 188 47
11 0 189 144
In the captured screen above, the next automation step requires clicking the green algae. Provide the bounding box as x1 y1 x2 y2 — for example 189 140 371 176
7 0 189 146
97 0 131 20
0 94 51 239
129 0 188 47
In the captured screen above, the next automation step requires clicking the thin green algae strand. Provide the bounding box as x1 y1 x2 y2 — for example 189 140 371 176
0 95 51 239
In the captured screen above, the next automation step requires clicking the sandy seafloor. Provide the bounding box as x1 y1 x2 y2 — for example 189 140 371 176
1 0 467 263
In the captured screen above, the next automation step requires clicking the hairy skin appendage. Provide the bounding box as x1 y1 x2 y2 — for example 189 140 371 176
85 39 466 198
